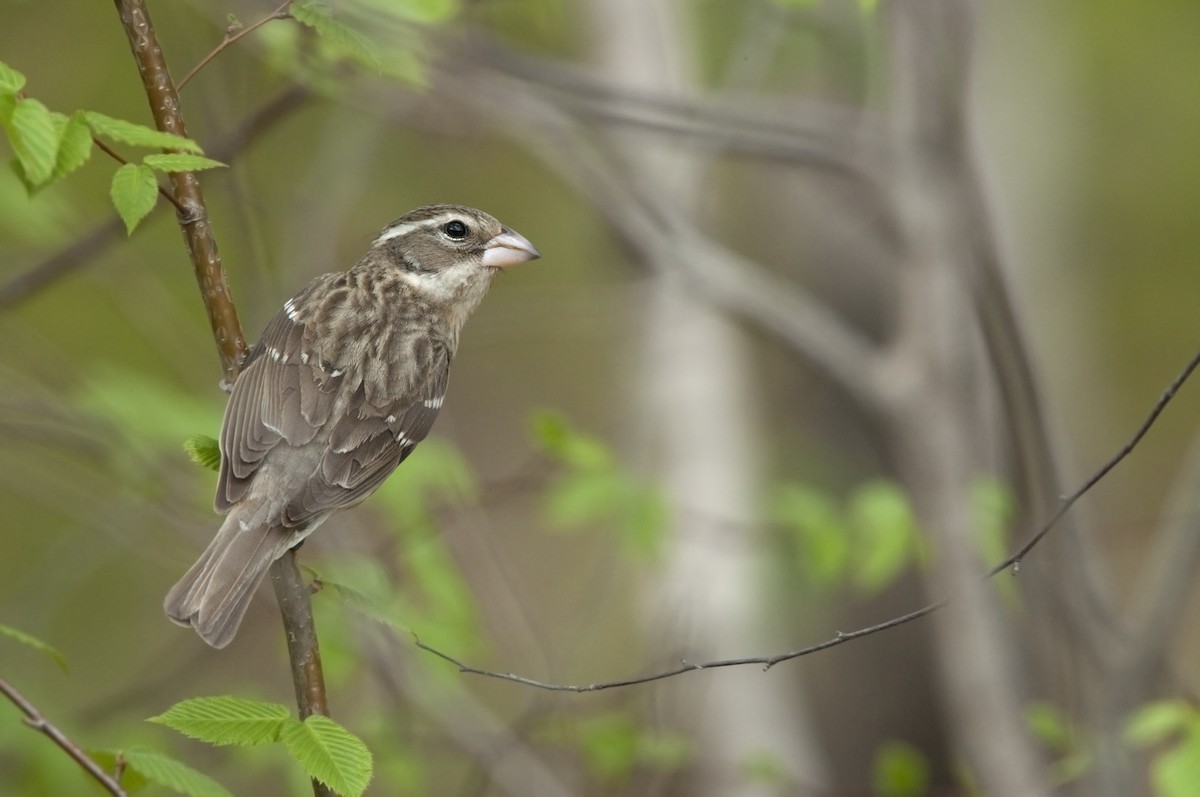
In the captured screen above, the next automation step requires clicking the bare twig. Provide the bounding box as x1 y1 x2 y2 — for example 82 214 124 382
416 346 1200 691
0 674 128 796
177 1 293 91
113 0 247 383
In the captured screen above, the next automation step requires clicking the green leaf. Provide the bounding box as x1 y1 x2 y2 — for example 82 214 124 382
110 162 159 234
1152 726 1200 797
356 0 459 24
305 563 403 630
850 481 918 592
291 1 381 71
1025 702 1073 752
0 623 67 672
871 741 930 797
121 748 233 797
0 60 26 94
772 484 850 588
578 713 639 781
82 111 202 153
143 153 227 173
149 696 291 747
52 112 93 180
8 98 59 186
280 714 373 797
183 435 221 472
1126 701 1195 747
530 410 611 469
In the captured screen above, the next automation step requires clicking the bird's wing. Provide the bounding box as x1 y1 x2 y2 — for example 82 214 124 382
216 276 343 512
280 345 451 527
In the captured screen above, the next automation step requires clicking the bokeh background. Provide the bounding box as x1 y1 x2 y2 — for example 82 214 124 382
3 1 1200 795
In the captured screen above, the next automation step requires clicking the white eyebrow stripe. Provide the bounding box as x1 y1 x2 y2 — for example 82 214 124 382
372 213 466 246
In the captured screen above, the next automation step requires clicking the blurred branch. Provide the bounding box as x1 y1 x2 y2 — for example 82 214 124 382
0 674 128 796
449 66 891 415
416 345 1200 690
176 1 293 91
468 38 885 177
113 0 247 384
0 83 311 311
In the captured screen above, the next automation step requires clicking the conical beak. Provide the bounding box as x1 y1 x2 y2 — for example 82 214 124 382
482 228 541 269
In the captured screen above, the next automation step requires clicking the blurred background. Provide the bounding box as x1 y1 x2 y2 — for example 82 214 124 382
2 0 1200 795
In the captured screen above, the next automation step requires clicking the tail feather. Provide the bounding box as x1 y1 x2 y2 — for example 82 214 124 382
164 516 294 649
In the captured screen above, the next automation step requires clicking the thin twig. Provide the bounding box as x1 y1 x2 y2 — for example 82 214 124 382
0 674 128 796
176 1 293 91
416 347 1200 691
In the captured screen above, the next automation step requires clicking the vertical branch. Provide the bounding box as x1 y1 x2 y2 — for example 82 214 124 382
111 6 332 793
112 0 248 384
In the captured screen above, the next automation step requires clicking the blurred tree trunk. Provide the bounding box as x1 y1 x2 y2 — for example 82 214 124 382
585 0 830 793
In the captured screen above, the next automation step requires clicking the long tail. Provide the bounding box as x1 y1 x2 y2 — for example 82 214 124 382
164 514 295 649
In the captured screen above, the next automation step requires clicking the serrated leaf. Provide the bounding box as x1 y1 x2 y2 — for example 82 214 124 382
8 98 58 186
149 696 291 747
1126 701 1194 747
83 111 202 153
52 113 93 180
0 623 68 672
291 1 381 71
121 748 233 797
281 714 373 797
144 153 226 173
183 434 221 472
110 162 159 234
0 60 26 94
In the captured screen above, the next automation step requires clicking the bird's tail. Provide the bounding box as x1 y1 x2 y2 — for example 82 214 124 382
164 514 295 649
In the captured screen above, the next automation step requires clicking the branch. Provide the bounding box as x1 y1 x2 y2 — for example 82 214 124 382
113 0 247 384
416 345 1200 691
176 1 293 91
110 6 331 792
0 674 128 796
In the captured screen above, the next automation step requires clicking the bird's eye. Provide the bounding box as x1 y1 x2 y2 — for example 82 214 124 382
442 220 469 240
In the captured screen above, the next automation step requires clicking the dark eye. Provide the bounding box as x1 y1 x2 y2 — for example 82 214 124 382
442 220 469 240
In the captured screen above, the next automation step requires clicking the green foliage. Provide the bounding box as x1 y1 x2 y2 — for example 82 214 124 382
150 696 292 747
0 59 223 233
1024 702 1092 784
151 696 374 797
0 622 67 673
970 477 1018 601
572 713 691 783
871 741 930 797
291 1 382 72
1127 701 1200 797
773 478 922 594
531 410 668 558
99 748 233 797
280 714 374 797
110 162 159 234
183 434 222 472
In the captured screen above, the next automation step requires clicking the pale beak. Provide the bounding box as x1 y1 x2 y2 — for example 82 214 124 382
481 228 541 269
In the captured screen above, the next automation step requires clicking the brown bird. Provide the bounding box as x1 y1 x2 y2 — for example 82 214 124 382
165 204 540 648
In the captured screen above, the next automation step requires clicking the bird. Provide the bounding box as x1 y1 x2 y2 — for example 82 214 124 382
164 204 540 648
